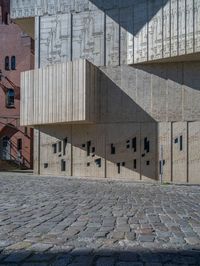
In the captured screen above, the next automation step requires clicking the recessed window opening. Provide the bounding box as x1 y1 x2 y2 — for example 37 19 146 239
6 88 15 107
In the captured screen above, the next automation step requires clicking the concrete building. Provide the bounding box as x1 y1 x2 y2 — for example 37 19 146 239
10 0 200 183
0 0 34 169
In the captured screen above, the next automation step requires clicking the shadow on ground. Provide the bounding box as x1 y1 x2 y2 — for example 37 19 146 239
0 248 200 266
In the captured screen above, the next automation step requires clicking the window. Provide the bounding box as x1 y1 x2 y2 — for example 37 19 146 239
61 160 66 171
24 127 28 136
52 143 57 154
5 56 9 70
58 141 62 153
17 139 22 151
180 135 183 151
6 89 15 107
11 56 16 70
133 159 137 169
63 138 68 155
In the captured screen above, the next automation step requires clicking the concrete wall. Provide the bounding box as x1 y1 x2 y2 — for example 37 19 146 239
158 121 200 184
21 60 96 126
36 122 158 181
21 60 200 126
35 120 200 184
11 0 200 65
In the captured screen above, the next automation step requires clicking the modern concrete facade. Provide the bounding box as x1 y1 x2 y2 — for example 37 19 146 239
10 0 200 183
0 1 34 169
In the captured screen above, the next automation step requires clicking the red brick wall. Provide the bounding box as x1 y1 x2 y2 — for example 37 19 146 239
0 13 34 169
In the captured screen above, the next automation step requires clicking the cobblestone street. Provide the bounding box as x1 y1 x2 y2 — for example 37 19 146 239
0 173 199 265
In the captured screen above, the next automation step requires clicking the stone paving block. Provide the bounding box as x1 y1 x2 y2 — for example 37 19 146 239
95 257 115 266
138 235 155 242
0 174 200 265
116 262 144 266
3 251 32 263
28 243 53 252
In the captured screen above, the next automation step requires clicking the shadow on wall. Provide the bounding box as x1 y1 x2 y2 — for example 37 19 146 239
0 248 199 265
36 68 158 181
89 0 169 35
135 61 200 92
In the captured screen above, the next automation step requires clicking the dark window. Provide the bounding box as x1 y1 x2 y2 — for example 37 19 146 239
144 138 150 153
111 144 116 154
6 88 15 107
87 141 91 156
4 12 9 25
17 139 22 151
58 141 62 153
146 161 150 166
126 145 130 149
180 135 183 151
82 144 86 148
44 163 48 169
61 160 66 171
2 136 10 147
5 56 9 70
122 162 126 166
92 147 95 153
133 159 137 169
63 138 68 155
95 158 101 167
87 162 90 167
24 127 28 136
52 143 57 153
174 138 178 144
132 137 137 152
117 163 120 174
11 56 16 70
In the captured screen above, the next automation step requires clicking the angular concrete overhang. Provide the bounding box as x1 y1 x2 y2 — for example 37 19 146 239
20 59 98 126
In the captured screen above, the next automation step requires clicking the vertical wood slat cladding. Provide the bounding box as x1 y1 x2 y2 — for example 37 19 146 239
11 0 200 65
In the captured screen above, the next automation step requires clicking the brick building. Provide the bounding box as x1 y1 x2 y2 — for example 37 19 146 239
0 0 33 169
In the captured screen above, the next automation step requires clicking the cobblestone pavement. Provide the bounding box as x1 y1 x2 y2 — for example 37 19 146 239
0 173 200 265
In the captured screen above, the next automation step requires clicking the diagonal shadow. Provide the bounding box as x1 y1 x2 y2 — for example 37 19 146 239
0 248 199 265
89 0 169 36
34 67 158 181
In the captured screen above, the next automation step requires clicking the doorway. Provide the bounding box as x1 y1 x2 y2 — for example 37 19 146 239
0 136 11 160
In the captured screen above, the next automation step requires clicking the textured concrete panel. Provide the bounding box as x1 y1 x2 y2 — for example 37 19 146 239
106 9 120 66
188 121 200 184
134 0 148 63
163 0 170 58
39 125 72 176
171 0 178 57
158 122 172 182
120 7 134 65
141 123 158 181
72 124 106 178
183 62 200 121
72 10 104 65
40 14 71 67
106 123 141 180
178 0 186 55
172 122 187 183
148 0 163 60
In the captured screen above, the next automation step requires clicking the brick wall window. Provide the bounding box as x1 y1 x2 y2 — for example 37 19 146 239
6 88 15 107
5 56 9 70
11 56 16 70
17 139 22 151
